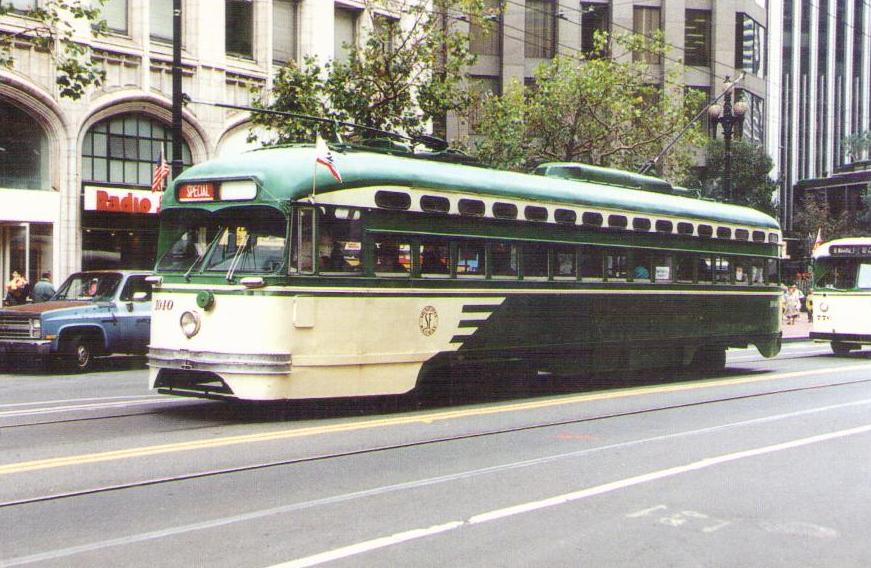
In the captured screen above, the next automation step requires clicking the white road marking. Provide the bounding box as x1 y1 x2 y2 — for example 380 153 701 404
0 395 164 409
0 398 187 419
4 398 871 567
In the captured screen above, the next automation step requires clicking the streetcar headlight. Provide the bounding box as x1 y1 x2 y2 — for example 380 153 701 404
180 311 201 338
30 318 41 339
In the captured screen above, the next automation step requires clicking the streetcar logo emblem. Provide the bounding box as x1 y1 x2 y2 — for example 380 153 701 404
419 306 438 336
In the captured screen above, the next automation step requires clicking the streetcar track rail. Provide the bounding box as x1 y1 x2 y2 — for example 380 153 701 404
0 347 857 431
3 375 871 510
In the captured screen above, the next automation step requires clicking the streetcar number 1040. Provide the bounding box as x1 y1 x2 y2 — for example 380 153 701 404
154 299 174 311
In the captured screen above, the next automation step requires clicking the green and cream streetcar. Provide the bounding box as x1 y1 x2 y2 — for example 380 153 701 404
810 237 871 354
147 143 782 401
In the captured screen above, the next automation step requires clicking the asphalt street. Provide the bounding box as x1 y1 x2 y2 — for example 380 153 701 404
1 341 870 567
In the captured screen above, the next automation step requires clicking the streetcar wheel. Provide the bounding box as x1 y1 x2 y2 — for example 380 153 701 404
831 342 854 356
64 335 97 372
692 346 726 372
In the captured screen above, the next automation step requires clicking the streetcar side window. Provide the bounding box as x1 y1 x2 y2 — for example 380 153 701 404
697 256 713 283
653 254 672 283
712 256 730 284
750 258 765 285
605 250 628 281
580 247 604 281
734 257 749 285
420 239 450 278
553 245 577 279
522 243 549 279
374 237 411 276
631 250 652 282
766 259 779 284
456 240 486 277
675 255 695 283
290 208 315 274
318 208 363 275
490 241 518 279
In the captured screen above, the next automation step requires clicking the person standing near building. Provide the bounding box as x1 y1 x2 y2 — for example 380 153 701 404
31 272 56 302
4 270 28 305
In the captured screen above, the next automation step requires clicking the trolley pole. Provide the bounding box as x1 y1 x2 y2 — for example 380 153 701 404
171 0 183 179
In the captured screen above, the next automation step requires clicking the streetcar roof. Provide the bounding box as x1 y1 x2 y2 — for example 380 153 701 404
813 237 871 259
163 145 779 230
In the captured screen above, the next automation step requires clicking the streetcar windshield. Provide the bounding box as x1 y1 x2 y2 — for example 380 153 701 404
814 258 871 289
202 209 287 274
156 210 220 272
157 207 287 274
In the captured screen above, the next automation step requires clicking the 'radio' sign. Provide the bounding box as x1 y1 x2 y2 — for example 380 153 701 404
83 186 161 215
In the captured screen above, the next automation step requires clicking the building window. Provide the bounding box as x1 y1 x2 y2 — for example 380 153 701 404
525 0 555 58
469 0 501 56
580 2 609 58
735 13 765 77
685 86 711 136
737 89 765 145
373 14 399 54
334 7 359 63
226 0 254 59
4 0 36 12
0 101 49 190
94 0 128 34
633 6 661 64
150 0 173 43
273 0 298 64
467 75 501 134
684 9 711 66
81 115 192 187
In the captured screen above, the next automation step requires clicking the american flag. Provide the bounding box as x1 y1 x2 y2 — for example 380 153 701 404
315 136 342 183
151 147 169 192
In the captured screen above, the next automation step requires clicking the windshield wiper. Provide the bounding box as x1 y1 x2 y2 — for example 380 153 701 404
184 230 223 282
226 233 251 282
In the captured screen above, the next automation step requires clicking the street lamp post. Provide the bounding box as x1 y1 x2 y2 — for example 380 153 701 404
708 76 747 203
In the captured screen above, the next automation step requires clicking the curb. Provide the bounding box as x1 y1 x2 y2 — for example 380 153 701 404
783 336 811 343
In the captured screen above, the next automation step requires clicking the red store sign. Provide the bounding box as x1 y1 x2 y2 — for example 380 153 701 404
83 186 161 215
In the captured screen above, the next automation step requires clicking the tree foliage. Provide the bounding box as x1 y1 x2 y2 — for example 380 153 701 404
683 138 778 216
844 130 871 161
250 0 486 144
1 0 107 99
472 31 707 182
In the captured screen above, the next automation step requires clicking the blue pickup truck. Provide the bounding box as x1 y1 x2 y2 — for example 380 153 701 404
0 270 152 372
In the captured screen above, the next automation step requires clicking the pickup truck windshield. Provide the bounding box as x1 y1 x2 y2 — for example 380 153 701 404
54 273 122 301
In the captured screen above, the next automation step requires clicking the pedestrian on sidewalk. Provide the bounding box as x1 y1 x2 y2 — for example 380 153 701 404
31 272 55 303
785 284 803 325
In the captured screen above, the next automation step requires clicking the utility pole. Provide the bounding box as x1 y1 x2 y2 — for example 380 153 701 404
171 0 183 179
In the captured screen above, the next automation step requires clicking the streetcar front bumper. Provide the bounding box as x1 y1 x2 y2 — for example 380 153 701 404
148 347 293 400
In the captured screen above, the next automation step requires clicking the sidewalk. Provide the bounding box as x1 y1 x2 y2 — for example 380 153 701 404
782 315 812 341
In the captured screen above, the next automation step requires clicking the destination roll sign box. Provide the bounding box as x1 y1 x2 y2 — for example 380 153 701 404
178 183 215 202
829 245 871 256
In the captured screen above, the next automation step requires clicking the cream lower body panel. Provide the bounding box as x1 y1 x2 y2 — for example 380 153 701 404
148 356 426 400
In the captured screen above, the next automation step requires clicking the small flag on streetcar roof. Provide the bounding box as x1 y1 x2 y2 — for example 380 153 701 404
813 228 823 252
315 136 342 183
151 146 169 192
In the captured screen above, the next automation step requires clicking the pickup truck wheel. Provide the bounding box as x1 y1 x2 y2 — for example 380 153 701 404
65 335 96 373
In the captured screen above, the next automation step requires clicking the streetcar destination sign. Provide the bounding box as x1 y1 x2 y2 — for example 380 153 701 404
178 183 216 202
829 245 871 256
